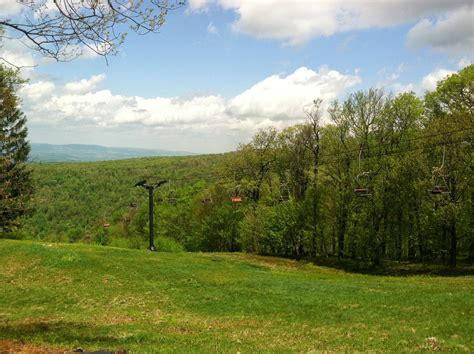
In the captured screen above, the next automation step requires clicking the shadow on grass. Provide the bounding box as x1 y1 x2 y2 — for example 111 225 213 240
0 321 131 353
314 257 474 276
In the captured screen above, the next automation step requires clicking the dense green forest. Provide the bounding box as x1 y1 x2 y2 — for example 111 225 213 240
7 65 474 267
18 154 227 249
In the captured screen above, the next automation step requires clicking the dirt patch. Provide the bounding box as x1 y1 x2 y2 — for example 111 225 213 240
0 340 127 354
0 339 65 353
92 313 136 325
219 253 309 270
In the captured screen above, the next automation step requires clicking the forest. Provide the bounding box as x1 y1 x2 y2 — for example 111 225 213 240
7 65 474 268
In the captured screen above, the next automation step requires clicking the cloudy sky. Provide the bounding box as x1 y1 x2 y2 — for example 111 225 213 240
1 0 473 153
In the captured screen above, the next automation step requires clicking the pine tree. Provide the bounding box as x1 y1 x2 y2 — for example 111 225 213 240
0 65 32 232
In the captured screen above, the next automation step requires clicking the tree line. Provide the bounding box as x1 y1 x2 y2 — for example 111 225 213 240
1 65 473 268
185 65 473 267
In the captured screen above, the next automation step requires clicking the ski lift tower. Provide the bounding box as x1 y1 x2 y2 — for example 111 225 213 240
134 179 167 251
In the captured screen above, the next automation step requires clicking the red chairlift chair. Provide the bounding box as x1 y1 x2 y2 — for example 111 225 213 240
231 196 242 203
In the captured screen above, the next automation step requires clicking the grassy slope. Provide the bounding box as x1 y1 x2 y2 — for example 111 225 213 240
0 240 473 352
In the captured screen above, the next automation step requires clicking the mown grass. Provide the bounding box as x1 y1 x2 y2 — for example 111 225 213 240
0 240 473 352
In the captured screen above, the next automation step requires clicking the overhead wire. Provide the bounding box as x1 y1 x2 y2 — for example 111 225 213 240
157 126 473 184
318 126 473 161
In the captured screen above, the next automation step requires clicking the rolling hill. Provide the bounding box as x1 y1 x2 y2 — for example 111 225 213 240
29 143 196 163
21 153 229 246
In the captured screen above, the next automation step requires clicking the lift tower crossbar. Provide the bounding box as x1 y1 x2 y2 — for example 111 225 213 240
134 179 167 251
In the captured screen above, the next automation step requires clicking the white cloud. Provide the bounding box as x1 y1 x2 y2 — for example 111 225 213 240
390 83 417 95
385 67 456 96
407 6 474 58
0 39 37 74
188 0 471 46
207 22 218 34
57 44 101 61
0 0 23 16
64 74 106 94
112 95 227 127
376 64 406 88
188 0 214 12
228 67 360 122
421 69 456 92
458 58 472 69
0 0 59 16
0 37 97 76
19 81 55 102
37 0 59 16
21 67 360 150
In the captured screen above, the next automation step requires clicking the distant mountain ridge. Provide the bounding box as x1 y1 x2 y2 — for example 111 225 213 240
29 143 196 162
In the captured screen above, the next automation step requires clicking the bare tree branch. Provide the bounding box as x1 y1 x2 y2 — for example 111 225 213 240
0 56 37 70
0 0 184 63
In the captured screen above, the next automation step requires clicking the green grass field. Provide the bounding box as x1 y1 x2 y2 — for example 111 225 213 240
0 239 473 352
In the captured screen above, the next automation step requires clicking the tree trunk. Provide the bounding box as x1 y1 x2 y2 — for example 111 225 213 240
415 208 424 263
338 205 347 258
372 213 383 267
397 210 403 260
449 220 457 268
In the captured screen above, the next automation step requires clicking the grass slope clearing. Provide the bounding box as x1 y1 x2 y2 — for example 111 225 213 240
0 240 473 352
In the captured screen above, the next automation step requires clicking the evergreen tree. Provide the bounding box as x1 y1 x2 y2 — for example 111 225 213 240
0 65 32 232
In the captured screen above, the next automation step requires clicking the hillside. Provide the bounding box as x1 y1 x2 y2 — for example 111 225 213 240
29 143 196 163
21 153 229 247
0 240 472 352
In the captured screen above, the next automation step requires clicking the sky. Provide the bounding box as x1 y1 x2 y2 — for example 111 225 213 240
0 0 473 153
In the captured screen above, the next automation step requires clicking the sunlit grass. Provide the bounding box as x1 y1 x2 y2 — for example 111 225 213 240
0 240 472 352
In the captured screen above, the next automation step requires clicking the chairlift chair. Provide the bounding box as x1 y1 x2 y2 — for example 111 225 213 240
431 186 449 195
354 149 371 198
278 183 290 202
230 179 242 204
430 146 450 196
231 196 242 203
354 188 371 198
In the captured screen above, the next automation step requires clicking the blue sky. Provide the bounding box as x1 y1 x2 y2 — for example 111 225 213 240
1 0 473 153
